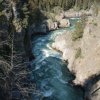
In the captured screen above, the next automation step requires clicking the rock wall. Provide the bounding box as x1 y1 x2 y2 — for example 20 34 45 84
51 12 100 100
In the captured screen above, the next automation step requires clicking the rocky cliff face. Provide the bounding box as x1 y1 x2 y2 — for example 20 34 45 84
51 11 100 100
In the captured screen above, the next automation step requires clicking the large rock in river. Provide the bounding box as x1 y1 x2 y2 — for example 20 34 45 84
58 19 70 28
46 19 58 31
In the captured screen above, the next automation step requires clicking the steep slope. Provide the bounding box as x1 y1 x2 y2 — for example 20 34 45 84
52 10 100 100
0 0 34 99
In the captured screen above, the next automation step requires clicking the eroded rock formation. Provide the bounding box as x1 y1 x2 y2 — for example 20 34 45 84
51 11 100 100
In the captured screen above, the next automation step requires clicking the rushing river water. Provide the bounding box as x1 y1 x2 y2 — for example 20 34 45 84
31 18 84 100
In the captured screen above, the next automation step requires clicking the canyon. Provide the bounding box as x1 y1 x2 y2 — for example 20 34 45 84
0 0 100 100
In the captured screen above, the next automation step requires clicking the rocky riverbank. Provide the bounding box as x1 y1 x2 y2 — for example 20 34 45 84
51 11 100 100
0 0 99 99
29 9 92 34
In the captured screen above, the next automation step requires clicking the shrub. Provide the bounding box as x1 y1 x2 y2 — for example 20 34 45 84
75 47 82 59
0 11 3 17
72 21 84 41
93 22 98 26
92 1 99 16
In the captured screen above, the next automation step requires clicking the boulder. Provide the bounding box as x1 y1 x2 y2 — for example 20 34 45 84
58 19 70 28
46 19 58 31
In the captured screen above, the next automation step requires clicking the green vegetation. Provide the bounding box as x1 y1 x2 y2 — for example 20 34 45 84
75 47 82 59
91 19 98 26
21 3 30 28
0 0 100 99
92 1 99 16
28 0 100 11
72 21 84 41
72 14 86 41
28 0 75 11
93 22 98 26
0 11 3 16
27 0 100 25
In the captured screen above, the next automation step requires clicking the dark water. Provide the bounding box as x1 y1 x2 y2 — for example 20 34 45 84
31 18 84 100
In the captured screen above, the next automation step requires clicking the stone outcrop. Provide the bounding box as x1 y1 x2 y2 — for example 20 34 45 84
73 14 100 85
46 19 58 31
58 19 70 28
52 31 78 71
51 12 100 100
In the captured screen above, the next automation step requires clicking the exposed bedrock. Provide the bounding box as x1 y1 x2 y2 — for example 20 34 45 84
51 13 100 100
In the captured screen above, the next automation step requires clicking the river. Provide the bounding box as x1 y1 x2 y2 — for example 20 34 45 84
31 18 84 100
